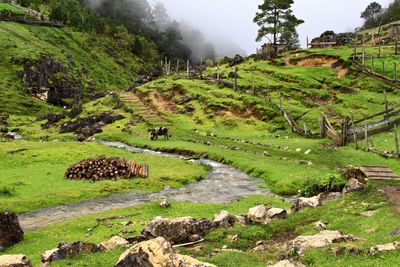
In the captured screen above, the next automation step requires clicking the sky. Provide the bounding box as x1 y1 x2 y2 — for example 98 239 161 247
159 0 392 55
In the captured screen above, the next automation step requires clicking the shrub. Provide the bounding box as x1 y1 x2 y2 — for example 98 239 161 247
299 173 346 197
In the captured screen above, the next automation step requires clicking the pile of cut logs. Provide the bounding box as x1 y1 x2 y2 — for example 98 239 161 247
65 156 148 181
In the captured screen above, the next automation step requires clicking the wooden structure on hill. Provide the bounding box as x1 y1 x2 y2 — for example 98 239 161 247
359 166 400 181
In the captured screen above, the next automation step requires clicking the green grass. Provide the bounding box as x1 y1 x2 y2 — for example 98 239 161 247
0 141 209 213
0 3 24 14
2 184 400 267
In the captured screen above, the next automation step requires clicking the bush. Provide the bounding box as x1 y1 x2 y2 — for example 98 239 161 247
299 173 346 197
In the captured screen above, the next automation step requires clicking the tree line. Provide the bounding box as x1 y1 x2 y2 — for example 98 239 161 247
361 1 400 30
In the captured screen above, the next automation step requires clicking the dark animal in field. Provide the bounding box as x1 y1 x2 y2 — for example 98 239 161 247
149 127 169 140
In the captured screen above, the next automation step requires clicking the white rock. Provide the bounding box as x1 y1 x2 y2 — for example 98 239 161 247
370 242 400 255
0 254 32 267
99 236 129 251
270 259 306 267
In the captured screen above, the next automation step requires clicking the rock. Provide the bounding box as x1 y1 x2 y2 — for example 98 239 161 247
227 235 238 242
115 237 215 267
229 54 244 67
369 242 400 255
212 210 235 228
263 151 272 157
291 230 360 255
291 196 321 212
314 221 328 230
159 200 171 209
389 227 400 236
0 212 24 249
342 178 366 194
246 205 269 224
99 236 130 251
361 210 378 217
141 217 213 245
120 221 133 226
41 241 100 262
0 254 33 267
267 208 287 220
304 149 312 155
269 259 305 267
233 215 247 226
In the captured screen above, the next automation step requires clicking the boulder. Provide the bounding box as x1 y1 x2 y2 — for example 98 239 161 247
0 212 24 249
314 221 328 230
115 237 215 267
290 230 360 255
247 205 287 224
229 54 244 67
269 259 305 267
141 217 213 245
212 210 235 228
291 196 321 212
159 200 171 209
0 255 32 267
233 215 247 226
41 241 100 263
99 236 130 251
369 241 400 255
342 178 366 194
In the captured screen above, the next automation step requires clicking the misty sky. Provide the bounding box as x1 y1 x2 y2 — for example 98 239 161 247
159 0 392 55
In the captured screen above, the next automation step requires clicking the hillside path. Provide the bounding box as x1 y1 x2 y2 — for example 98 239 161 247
19 141 288 231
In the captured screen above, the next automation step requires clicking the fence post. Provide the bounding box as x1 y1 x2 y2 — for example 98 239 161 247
341 117 349 146
382 61 385 76
362 35 365 65
187 60 190 78
371 54 374 72
395 124 400 159
365 119 369 152
176 60 180 74
351 114 358 149
217 64 220 81
379 45 381 58
384 90 388 115
396 40 398 55
319 115 326 138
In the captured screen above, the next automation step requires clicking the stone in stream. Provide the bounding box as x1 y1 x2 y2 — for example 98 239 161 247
41 241 100 262
115 237 216 267
141 216 213 245
246 205 287 224
0 212 24 249
342 178 366 194
0 254 33 267
369 241 400 255
290 230 361 256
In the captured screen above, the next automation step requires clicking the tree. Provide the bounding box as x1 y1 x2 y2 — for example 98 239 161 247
361 2 383 21
253 0 303 55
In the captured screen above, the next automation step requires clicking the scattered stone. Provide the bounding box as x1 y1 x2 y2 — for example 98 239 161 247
212 210 235 228
227 235 238 242
304 149 312 155
296 148 302 152
141 216 213 245
290 230 361 255
297 160 312 166
361 210 378 217
159 200 171 209
41 241 100 263
233 215 247 226
269 259 305 267
342 178 366 194
115 237 215 267
291 196 321 212
263 151 272 157
120 221 133 226
0 254 33 267
314 221 328 230
267 208 287 220
0 212 24 249
99 236 130 251
246 205 287 224
369 241 400 255
389 227 400 236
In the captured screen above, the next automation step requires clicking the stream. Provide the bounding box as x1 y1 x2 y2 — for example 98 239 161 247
19 141 288 231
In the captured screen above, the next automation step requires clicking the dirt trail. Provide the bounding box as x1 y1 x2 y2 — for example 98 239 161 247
19 141 290 231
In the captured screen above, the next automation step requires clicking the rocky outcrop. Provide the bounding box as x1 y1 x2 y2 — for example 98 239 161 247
291 196 321 212
41 241 100 263
141 217 213 245
311 31 355 46
342 178 366 194
0 212 24 249
229 54 244 67
115 237 215 267
99 236 130 251
0 254 33 267
16 56 81 106
246 205 287 224
290 230 361 255
369 241 400 255
60 111 124 140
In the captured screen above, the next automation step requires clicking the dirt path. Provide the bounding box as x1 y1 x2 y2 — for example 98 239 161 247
19 141 287 231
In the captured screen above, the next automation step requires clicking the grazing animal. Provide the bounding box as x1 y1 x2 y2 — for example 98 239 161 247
149 127 169 140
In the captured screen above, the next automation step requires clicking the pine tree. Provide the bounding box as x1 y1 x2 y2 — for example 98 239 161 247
253 0 303 55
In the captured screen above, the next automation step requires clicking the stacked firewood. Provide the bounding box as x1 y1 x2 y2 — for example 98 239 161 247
65 156 148 181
